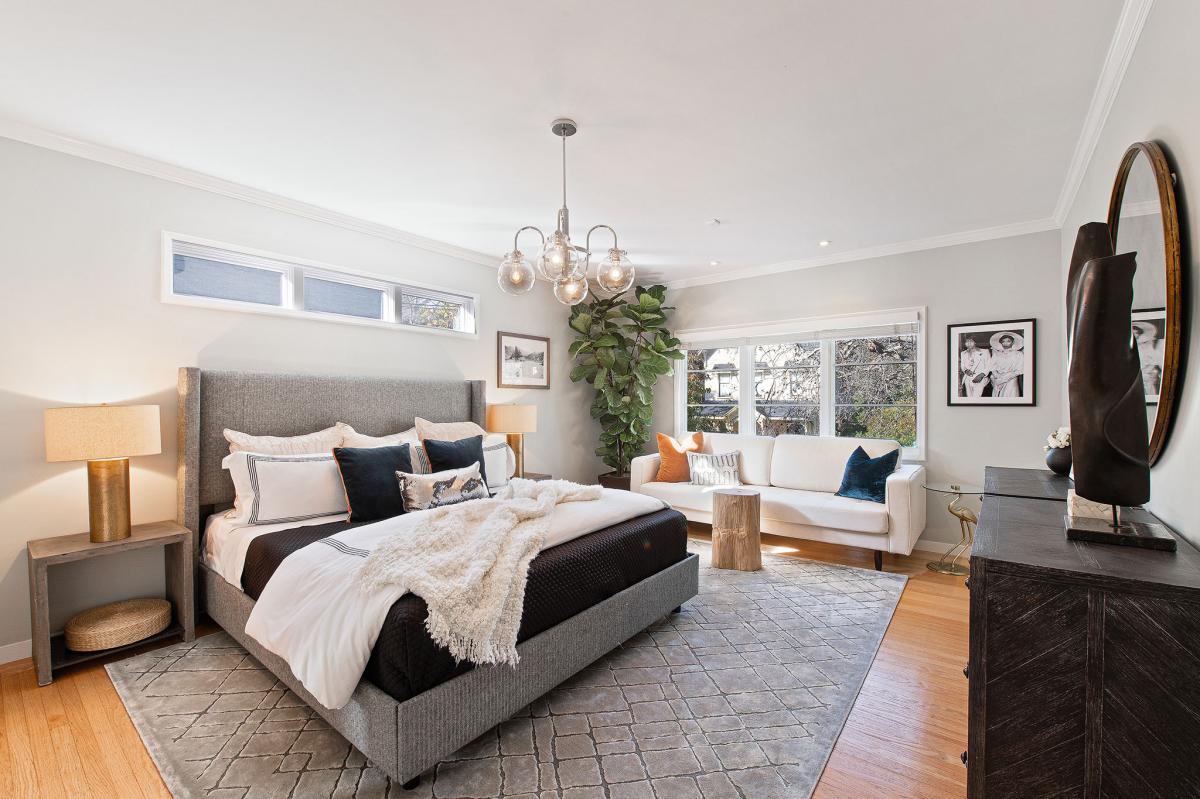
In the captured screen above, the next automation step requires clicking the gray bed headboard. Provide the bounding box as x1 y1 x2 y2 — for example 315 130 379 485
176 367 486 557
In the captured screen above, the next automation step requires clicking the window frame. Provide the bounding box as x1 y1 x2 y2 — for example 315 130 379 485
161 232 480 338
674 308 927 461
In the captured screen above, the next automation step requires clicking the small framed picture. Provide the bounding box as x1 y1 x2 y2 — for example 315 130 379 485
1132 308 1165 404
497 331 550 389
947 318 1036 406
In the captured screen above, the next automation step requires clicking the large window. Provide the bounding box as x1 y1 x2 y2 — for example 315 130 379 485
163 234 477 336
676 310 924 457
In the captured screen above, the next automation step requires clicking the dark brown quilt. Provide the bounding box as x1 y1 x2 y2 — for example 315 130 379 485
238 506 688 702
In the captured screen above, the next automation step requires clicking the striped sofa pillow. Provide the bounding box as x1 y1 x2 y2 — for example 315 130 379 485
687 451 741 486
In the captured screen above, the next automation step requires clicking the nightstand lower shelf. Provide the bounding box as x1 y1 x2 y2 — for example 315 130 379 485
49 622 184 672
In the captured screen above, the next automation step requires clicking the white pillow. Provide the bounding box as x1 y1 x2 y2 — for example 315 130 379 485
688 451 742 487
224 425 343 456
336 422 419 449
222 451 347 524
483 433 516 490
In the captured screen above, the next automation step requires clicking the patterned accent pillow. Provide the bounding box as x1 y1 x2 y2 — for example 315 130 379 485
397 462 489 512
687 451 741 487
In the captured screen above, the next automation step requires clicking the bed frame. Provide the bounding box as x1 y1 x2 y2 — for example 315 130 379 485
176 367 699 784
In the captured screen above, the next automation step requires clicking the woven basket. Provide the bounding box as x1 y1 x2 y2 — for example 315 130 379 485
64 598 172 652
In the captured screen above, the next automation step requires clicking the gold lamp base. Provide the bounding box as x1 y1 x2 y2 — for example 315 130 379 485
507 433 526 478
87 458 131 542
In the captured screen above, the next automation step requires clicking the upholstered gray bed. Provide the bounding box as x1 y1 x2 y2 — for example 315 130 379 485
175 367 699 786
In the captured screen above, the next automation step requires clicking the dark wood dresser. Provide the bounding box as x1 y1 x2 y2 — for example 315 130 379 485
968 467 1200 798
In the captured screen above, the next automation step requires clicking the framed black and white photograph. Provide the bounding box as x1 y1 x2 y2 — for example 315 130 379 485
497 331 550 389
1132 308 1165 404
947 318 1036 406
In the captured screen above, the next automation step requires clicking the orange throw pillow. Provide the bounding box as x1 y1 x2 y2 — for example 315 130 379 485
655 432 704 482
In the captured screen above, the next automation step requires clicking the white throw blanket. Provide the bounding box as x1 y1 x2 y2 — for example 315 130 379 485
359 479 601 666
244 482 665 709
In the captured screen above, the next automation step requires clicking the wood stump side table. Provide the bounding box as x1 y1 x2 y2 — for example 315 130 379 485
711 488 762 571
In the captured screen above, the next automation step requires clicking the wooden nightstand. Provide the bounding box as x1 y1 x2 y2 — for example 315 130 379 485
27 520 194 686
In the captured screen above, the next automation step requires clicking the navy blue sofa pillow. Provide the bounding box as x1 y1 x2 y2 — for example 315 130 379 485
332 444 414 522
834 446 899 503
423 435 488 489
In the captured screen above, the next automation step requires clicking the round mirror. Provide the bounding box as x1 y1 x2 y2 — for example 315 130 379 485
1107 141 1182 465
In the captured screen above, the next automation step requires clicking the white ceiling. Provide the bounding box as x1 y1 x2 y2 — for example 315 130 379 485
0 1 1126 284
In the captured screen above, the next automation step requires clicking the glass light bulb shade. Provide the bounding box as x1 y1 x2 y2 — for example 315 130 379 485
538 232 586 281
497 251 536 295
595 248 635 295
553 274 590 306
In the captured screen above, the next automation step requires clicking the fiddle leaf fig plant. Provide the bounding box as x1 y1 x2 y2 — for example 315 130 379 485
568 284 684 476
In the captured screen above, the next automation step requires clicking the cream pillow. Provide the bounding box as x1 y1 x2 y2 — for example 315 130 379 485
224 425 343 455
222 451 347 524
336 422 419 448
415 417 487 443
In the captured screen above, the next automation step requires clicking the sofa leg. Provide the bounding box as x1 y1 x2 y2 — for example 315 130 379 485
874 551 883 571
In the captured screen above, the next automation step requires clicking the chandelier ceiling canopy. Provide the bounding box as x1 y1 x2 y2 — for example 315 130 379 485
497 118 634 305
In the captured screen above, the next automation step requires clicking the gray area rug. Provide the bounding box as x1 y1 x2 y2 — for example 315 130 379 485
108 540 906 798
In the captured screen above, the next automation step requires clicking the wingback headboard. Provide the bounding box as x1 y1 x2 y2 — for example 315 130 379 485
176 367 486 563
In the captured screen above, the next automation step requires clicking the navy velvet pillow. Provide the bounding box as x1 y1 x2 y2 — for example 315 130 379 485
423 435 488 489
834 446 899 504
332 444 414 522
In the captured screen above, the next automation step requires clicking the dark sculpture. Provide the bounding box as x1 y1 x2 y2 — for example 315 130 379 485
1067 223 1150 507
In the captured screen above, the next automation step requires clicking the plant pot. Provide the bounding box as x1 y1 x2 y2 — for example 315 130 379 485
1045 445 1072 476
598 471 631 491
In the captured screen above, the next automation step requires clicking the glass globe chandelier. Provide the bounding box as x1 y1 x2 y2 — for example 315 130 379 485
497 118 634 305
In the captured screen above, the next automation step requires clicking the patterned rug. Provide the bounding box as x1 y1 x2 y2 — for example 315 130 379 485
108 540 906 798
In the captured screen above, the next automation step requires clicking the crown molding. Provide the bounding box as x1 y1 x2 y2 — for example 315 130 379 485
0 118 499 268
1052 0 1155 225
665 216 1059 290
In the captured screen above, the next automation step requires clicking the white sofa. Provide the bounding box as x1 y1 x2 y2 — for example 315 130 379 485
630 433 926 569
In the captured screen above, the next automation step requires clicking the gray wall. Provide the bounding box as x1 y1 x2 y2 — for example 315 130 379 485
0 137 601 655
658 230 1065 547
1058 0 1199 547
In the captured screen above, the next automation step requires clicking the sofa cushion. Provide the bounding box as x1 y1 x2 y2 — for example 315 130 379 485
637 482 890 535
770 435 900 493
702 432 775 486
755 486 890 534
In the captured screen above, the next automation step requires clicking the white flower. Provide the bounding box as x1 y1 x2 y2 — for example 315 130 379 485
1045 426 1070 450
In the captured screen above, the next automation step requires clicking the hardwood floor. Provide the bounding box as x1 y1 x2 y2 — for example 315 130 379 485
0 530 968 798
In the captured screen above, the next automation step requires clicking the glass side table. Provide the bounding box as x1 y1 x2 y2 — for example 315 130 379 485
924 482 984 576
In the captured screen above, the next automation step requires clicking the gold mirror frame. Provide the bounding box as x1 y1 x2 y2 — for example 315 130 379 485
1106 141 1182 465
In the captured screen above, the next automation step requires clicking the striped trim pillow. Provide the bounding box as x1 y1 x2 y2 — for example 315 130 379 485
687 451 741 486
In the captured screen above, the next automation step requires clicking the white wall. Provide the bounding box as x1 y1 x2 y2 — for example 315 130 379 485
1058 0 1199 547
657 230 1065 547
0 137 601 655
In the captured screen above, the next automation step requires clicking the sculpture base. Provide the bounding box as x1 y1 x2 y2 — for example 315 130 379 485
1065 515 1176 552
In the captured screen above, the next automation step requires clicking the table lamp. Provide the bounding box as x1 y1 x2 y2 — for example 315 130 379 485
44 404 162 542
486 404 537 478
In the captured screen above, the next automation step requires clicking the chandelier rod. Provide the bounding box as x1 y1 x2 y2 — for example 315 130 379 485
561 132 567 209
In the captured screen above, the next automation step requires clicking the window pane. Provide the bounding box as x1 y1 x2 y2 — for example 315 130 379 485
755 368 819 404
400 293 465 330
836 406 917 446
755 404 819 436
834 363 917 405
686 348 739 371
687 370 740 403
687 404 739 434
304 277 384 319
754 341 820 368
835 335 917 365
172 254 282 306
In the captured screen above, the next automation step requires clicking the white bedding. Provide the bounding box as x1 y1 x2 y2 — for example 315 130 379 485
243 487 667 709
203 511 349 587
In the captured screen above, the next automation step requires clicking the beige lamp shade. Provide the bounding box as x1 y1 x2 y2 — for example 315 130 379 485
487 404 537 434
44 404 162 462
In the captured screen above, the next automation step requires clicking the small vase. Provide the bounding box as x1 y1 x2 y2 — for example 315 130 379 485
1045 445 1072 476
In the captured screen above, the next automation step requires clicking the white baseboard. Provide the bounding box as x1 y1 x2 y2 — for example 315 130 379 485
0 638 32 666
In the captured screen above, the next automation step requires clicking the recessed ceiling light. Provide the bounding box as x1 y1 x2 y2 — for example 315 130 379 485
706 218 722 227
819 240 831 247
709 260 721 267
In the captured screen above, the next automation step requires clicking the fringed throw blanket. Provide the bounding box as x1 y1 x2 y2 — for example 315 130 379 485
244 480 665 708
359 479 601 665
